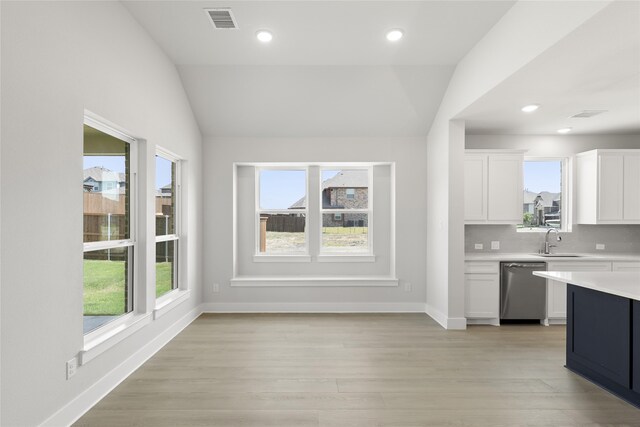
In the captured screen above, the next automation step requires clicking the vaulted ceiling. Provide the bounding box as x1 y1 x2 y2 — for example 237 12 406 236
123 1 515 137
123 1 639 137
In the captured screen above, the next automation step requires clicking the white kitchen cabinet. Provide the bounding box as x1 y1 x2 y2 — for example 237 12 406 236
545 261 612 322
612 261 640 272
464 155 487 221
576 149 640 224
464 150 525 224
624 154 640 220
465 261 499 325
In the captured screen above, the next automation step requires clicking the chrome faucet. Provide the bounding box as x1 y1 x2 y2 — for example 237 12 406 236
543 228 562 254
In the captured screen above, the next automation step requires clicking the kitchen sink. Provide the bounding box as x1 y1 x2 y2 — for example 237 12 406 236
533 253 584 258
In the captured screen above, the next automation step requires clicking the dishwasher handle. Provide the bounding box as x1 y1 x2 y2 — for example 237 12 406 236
502 262 547 269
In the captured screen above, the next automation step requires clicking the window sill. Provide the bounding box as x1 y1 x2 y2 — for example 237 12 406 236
230 276 398 287
81 312 152 365
253 254 311 263
154 289 191 320
317 254 376 262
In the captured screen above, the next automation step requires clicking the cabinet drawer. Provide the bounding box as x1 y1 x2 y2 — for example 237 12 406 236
546 261 611 272
465 262 499 274
612 261 640 272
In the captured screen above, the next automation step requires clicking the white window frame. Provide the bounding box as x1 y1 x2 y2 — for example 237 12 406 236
155 148 182 302
319 166 373 256
518 157 570 233
82 115 139 345
254 166 310 259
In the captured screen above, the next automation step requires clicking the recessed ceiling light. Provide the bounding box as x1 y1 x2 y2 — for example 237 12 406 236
557 127 572 134
521 104 540 113
256 30 273 43
386 29 403 42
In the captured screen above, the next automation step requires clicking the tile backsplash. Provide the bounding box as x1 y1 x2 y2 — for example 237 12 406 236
465 224 640 254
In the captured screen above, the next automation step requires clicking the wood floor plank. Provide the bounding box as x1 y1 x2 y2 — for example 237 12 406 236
75 313 640 426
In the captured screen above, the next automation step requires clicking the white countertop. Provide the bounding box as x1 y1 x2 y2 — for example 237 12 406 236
465 253 640 262
533 271 640 301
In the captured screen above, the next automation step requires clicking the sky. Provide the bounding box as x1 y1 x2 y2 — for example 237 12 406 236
83 155 173 189
260 170 308 209
524 161 561 193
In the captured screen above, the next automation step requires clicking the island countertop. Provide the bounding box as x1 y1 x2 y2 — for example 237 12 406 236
534 271 640 301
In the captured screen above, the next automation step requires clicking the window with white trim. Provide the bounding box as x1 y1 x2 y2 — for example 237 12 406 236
155 151 180 297
320 167 372 254
518 158 569 232
82 120 136 334
256 168 308 255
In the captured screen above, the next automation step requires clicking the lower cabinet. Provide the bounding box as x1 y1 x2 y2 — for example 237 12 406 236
613 261 640 272
464 262 499 325
546 261 612 322
567 285 640 407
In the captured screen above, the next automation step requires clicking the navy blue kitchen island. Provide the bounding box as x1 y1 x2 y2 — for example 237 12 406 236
534 271 640 409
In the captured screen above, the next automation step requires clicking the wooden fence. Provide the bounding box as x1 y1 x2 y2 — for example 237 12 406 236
262 215 306 233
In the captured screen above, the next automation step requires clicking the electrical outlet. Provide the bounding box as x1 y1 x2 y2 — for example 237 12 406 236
596 243 605 250
404 282 412 292
66 357 77 380
474 243 483 250
491 241 500 250
212 283 220 293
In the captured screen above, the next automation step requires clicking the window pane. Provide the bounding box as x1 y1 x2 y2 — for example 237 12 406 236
83 247 132 333
259 169 306 210
321 169 368 209
156 155 176 236
322 213 368 252
156 240 177 298
259 214 306 254
520 161 563 229
83 124 130 242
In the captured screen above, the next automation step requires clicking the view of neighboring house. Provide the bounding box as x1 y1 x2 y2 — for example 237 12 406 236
83 166 126 193
523 190 561 226
290 170 369 227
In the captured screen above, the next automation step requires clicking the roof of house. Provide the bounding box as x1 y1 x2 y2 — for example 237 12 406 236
83 166 125 183
524 191 560 207
289 170 368 209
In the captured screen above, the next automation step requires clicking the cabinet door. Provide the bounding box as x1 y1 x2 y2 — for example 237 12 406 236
546 261 612 319
567 285 631 388
487 155 523 222
464 155 487 221
465 274 499 318
547 281 567 319
623 154 640 221
598 154 624 221
612 261 640 272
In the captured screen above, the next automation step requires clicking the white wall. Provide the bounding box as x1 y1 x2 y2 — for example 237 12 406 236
0 2 202 425
425 1 611 329
203 137 426 310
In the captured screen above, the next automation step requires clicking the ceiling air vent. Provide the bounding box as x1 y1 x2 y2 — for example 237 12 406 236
204 8 238 29
569 110 608 118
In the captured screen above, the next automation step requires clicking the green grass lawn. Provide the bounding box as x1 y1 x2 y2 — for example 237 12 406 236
83 260 173 316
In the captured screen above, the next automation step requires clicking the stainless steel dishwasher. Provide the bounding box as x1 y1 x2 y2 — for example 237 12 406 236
500 262 547 320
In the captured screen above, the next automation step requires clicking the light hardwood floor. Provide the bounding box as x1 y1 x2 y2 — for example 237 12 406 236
75 314 640 426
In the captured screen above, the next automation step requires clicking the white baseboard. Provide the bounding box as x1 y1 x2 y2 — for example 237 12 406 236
40 306 202 427
425 304 467 330
201 302 425 313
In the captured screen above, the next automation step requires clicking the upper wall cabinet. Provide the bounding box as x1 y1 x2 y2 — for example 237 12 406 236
576 149 640 224
464 150 525 224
